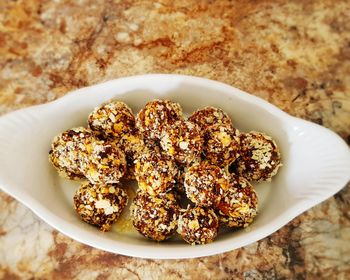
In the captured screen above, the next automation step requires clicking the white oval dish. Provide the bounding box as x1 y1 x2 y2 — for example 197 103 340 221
0 74 349 259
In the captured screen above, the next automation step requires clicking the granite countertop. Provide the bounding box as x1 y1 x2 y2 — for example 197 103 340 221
0 0 349 279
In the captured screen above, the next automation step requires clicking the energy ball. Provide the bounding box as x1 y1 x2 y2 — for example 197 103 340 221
216 175 258 228
134 150 178 195
73 181 128 232
203 124 240 167
136 99 183 140
88 100 135 139
178 206 219 245
82 140 126 184
188 106 233 131
160 120 203 166
117 130 145 179
236 131 282 182
184 161 230 207
130 191 180 241
49 127 93 180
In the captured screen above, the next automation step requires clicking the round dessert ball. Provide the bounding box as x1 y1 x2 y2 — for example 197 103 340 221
184 161 230 207
134 150 178 195
236 131 282 182
82 140 126 184
117 130 145 179
73 181 128 232
188 106 233 131
178 206 219 245
203 124 240 167
88 100 135 139
160 120 203 166
216 175 258 228
49 127 93 180
130 190 180 241
136 99 183 140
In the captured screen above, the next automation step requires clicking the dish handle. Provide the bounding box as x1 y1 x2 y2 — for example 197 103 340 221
285 116 350 202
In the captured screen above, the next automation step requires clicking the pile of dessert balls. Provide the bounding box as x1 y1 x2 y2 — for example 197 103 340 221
49 99 282 245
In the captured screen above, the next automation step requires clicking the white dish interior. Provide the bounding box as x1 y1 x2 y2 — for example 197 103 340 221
0 74 349 259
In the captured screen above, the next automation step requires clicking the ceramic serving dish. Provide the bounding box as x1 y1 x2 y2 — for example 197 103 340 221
0 74 349 259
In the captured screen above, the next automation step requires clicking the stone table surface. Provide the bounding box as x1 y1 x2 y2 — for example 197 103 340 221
0 0 349 279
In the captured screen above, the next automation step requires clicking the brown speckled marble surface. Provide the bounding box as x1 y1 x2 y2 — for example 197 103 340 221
0 0 350 279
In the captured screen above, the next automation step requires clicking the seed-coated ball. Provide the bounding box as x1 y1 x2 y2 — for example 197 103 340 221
117 129 145 179
236 131 282 182
88 100 135 139
82 140 126 184
203 124 240 167
131 191 180 241
73 181 128 232
188 106 233 131
216 175 258 228
178 206 219 245
184 161 230 207
136 99 183 140
49 127 93 180
160 120 203 166
134 150 178 195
